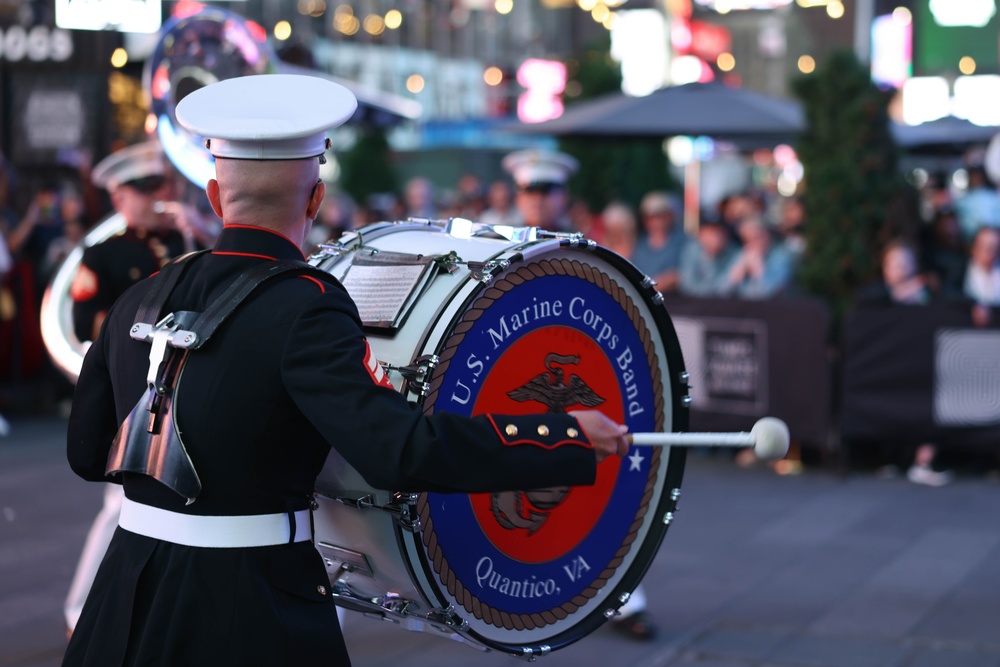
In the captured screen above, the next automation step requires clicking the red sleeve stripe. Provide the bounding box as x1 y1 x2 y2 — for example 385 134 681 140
363 340 395 390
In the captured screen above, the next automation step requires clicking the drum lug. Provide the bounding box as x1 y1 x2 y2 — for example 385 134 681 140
427 604 469 632
335 493 375 510
384 355 440 397
467 259 510 283
388 492 421 532
558 236 596 250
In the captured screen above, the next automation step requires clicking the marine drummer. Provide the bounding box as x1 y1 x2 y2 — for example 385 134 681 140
62 74 631 667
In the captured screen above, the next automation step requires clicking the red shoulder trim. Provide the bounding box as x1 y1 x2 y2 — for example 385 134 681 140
212 251 277 261
299 275 326 292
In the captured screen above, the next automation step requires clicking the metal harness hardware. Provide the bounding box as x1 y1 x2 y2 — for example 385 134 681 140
107 253 346 504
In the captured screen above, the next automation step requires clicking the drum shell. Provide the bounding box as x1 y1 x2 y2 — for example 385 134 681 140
311 223 688 653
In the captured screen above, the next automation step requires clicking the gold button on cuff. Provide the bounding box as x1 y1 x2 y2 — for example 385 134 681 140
317 585 327 596
505 424 518 436
567 427 579 438
537 425 550 436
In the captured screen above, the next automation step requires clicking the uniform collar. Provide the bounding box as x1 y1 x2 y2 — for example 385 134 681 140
213 224 305 262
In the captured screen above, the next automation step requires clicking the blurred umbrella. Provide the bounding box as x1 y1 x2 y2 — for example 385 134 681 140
505 82 805 231
507 81 805 145
890 116 1000 154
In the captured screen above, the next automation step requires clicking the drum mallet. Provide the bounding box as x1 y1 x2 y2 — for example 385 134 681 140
627 417 790 461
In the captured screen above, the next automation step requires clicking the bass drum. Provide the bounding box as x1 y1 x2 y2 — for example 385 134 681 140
311 220 688 657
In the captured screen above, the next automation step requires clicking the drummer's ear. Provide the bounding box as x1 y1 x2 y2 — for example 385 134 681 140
306 179 325 221
206 179 223 219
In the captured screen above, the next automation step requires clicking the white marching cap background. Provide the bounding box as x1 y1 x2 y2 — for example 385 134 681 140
175 74 359 160
91 141 166 191
502 148 579 188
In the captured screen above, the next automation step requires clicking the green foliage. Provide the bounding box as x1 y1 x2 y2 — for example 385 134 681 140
560 40 676 212
791 50 904 324
339 127 398 206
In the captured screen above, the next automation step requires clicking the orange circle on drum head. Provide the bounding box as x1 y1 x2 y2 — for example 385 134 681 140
470 325 624 564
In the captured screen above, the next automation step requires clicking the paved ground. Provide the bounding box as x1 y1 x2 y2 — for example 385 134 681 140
2 416 999 667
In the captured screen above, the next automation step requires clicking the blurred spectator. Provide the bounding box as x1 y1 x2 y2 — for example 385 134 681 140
921 206 966 299
479 180 522 227
7 183 67 296
0 162 18 233
857 241 949 486
601 201 637 260
570 198 603 245
304 189 357 255
723 218 794 299
954 166 1000 243
502 149 577 232
0 231 8 436
857 240 930 305
964 226 1000 328
776 196 807 263
717 192 754 243
678 219 738 297
632 191 688 293
455 173 486 220
403 176 437 219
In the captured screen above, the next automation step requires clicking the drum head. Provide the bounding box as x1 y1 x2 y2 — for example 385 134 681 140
409 242 687 654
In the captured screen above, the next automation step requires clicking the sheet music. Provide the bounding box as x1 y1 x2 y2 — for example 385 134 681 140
342 263 431 327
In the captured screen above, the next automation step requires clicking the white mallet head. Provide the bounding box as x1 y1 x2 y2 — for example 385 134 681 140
751 417 790 460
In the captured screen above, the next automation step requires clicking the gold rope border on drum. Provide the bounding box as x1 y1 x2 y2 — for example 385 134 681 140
419 257 666 631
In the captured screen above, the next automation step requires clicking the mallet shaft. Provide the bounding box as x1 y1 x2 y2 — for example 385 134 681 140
627 432 755 448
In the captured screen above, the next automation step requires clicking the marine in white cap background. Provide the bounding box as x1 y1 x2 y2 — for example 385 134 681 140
502 148 578 231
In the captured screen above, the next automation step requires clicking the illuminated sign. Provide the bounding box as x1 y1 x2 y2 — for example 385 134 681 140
0 26 73 62
516 59 566 123
56 0 163 33
612 9 669 96
915 0 998 75
901 76 950 125
929 0 996 27
871 14 912 88
953 75 1000 125
693 0 791 9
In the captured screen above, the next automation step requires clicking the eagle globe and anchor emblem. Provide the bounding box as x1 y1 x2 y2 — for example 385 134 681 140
419 259 665 634
491 353 606 535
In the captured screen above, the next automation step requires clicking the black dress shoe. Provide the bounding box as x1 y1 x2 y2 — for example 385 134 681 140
610 611 657 641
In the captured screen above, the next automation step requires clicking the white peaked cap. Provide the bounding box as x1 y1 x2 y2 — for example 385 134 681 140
91 141 166 191
175 74 359 160
502 149 579 188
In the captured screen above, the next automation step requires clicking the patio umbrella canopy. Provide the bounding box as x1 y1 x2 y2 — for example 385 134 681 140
510 81 805 145
889 116 1000 154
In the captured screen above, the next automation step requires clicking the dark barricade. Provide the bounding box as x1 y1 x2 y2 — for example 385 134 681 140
842 302 1000 452
663 296 832 449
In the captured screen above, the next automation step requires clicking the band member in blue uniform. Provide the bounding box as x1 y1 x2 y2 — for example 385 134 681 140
62 74 630 667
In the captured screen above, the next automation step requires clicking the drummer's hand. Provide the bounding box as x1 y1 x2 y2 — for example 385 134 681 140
568 410 629 463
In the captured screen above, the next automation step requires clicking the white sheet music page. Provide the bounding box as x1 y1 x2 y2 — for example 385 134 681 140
342 263 429 327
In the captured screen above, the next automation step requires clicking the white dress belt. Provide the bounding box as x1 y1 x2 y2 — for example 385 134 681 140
119 497 312 548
